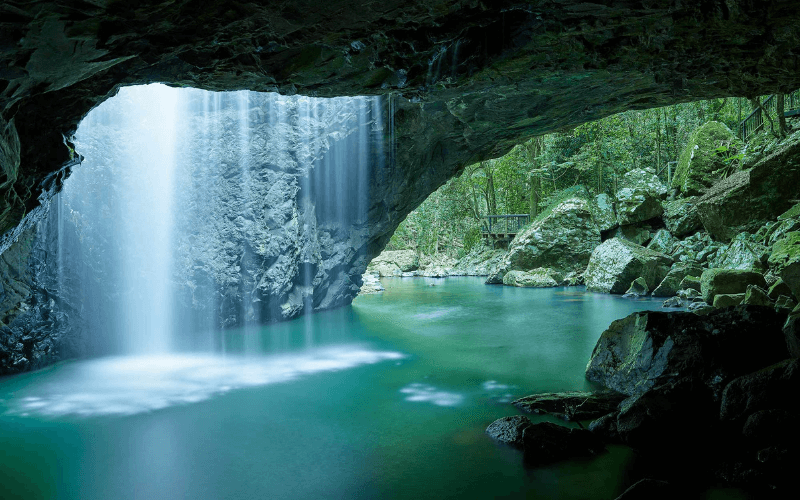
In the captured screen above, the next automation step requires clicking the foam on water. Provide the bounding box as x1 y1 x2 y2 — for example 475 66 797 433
5 347 404 418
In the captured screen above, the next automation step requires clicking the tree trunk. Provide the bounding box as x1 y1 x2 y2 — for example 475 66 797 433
529 174 540 218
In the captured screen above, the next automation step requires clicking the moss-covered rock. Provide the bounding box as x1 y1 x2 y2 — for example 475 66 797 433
663 197 702 238
742 285 772 307
680 275 702 292
592 193 617 233
615 169 667 226
646 229 676 255
700 268 767 305
584 238 672 294
623 277 649 297
696 134 800 242
652 263 703 297
489 196 601 283
713 232 769 272
673 121 741 196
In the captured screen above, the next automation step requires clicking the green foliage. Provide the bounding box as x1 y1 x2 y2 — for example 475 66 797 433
391 97 761 258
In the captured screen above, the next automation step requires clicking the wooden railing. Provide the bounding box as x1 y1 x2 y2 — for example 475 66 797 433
740 90 800 141
481 214 529 238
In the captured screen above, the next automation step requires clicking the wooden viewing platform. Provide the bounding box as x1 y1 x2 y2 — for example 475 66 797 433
740 90 800 141
481 214 530 240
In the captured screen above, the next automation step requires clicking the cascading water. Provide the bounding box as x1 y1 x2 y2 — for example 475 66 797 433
43 84 389 357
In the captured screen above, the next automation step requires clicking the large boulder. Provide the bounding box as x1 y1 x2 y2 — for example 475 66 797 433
700 268 767 305
615 169 668 226
695 134 800 242
584 238 672 294
663 197 702 238
585 307 789 398
488 196 601 283
502 268 563 288
672 121 741 196
612 224 653 246
367 249 419 276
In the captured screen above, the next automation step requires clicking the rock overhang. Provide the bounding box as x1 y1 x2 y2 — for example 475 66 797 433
3 0 800 249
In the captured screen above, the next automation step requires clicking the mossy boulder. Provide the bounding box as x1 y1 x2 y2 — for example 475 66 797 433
646 229 676 255
672 121 741 196
584 238 672 294
700 268 767 304
713 232 769 272
663 197 702 238
488 196 601 283
695 134 800 242
592 193 617 232
623 277 649 297
615 169 667 226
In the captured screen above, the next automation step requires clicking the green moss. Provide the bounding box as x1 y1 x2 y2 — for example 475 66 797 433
778 202 800 221
672 121 741 196
768 231 800 273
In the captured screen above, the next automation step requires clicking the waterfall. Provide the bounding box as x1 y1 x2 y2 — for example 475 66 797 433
42 84 388 356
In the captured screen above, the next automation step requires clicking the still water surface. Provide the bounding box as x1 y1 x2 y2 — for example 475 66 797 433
0 279 725 499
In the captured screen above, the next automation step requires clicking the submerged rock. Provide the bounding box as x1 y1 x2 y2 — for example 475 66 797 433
584 238 672 294
486 417 605 465
512 390 626 422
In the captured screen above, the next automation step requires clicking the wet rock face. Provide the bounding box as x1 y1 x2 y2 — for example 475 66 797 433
584 238 672 294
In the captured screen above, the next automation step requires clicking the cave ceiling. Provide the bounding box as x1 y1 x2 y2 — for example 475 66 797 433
2 0 800 247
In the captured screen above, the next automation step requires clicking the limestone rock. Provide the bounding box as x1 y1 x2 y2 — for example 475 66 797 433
486 417 604 464
452 244 505 276
652 263 702 297
700 269 767 305
367 249 419 276
663 197 702 238
646 229 676 255
585 307 789 399
503 268 563 288
593 193 618 232
662 296 684 308
585 238 672 294
512 390 626 422
672 121 741 196
615 170 667 226
623 277 649 297
358 273 384 294
612 224 652 246
490 197 600 281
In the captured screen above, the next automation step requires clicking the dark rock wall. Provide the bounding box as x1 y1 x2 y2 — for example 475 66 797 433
4 1 800 370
